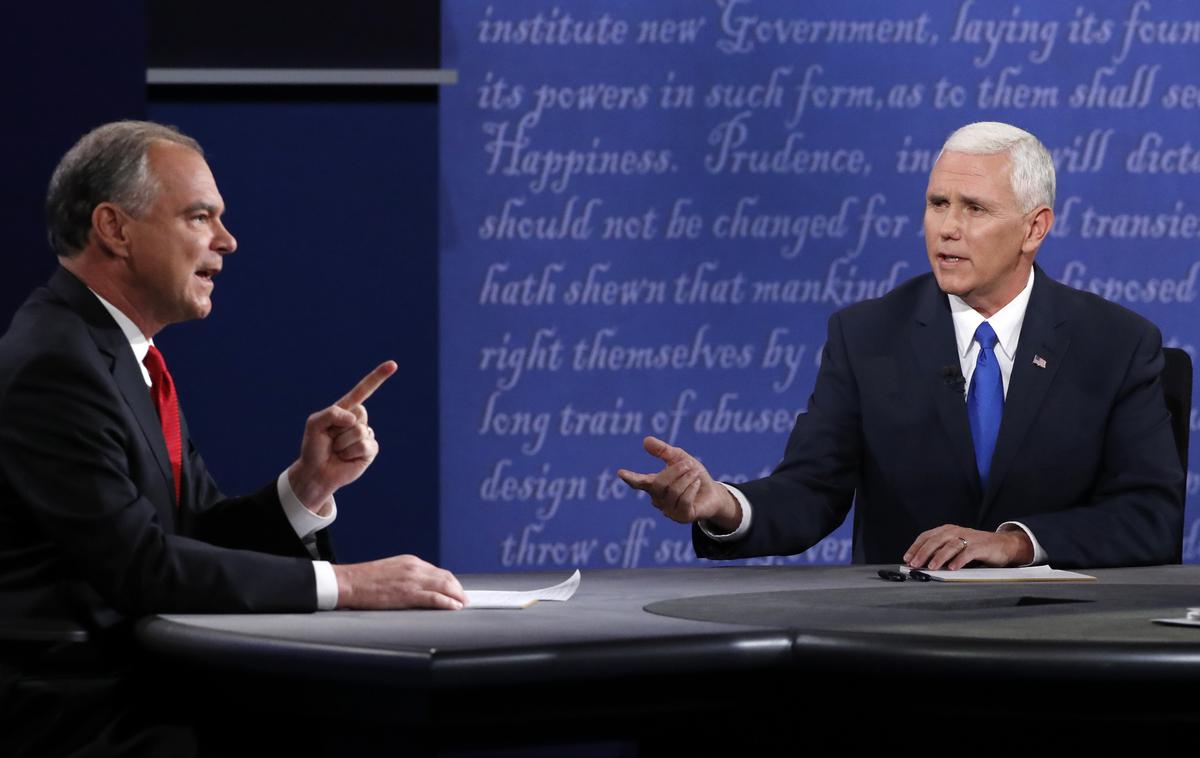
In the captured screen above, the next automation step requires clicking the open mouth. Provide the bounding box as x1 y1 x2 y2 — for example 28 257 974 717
938 254 965 263
194 268 219 284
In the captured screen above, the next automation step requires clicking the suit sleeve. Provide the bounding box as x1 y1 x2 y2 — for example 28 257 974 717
0 345 319 615
1018 325 1184 567
694 311 860 559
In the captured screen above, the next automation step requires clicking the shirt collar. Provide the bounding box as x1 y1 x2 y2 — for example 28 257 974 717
948 268 1035 360
88 289 154 385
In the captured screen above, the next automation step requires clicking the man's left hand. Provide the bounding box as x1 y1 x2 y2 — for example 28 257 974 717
288 361 398 514
903 524 1034 570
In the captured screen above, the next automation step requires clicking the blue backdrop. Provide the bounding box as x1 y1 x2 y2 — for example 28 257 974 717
440 0 1200 571
147 98 441 564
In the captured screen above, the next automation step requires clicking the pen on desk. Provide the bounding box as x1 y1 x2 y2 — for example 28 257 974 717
876 568 933 582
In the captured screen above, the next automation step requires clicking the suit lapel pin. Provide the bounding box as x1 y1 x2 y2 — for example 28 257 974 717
1032 355 1047 369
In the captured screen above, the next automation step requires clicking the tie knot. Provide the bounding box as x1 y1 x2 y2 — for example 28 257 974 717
974 321 998 351
143 345 169 385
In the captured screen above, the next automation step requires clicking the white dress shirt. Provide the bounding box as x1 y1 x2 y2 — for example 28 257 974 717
90 291 340 609
705 269 1048 566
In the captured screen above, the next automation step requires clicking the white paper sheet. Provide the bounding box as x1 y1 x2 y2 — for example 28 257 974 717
464 570 582 610
1152 607 1200 627
897 565 1096 582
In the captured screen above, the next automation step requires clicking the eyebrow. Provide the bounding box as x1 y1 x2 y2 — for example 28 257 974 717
926 191 991 209
182 202 222 215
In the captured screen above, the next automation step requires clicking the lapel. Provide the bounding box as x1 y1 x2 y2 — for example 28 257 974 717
907 275 982 502
979 265 1070 520
48 268 179 514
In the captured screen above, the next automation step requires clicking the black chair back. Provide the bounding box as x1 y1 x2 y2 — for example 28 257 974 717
1161 346 1192 563
1161 347 1192 476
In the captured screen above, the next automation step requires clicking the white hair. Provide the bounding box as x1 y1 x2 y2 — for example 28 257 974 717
940 122 1055 213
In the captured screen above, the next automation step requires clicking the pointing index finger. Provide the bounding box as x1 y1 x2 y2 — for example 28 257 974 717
337 361 398 409
643 436 687 465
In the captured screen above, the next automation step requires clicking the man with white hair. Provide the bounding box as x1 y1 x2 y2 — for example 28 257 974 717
621 121 1183 570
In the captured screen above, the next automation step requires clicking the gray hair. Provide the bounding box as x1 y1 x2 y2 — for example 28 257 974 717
940 122 1055 213
46 120 203 257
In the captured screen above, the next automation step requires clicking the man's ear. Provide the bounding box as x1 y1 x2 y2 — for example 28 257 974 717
1022 205 1054 255
91 202 132 259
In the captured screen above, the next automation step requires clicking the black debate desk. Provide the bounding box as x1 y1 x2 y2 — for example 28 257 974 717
137 565 1200 753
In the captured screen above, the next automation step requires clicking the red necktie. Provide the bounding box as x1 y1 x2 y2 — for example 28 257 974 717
143 345 183 505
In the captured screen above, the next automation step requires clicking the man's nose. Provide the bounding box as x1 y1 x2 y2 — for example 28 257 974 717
939 208 963 239
213 219 237 254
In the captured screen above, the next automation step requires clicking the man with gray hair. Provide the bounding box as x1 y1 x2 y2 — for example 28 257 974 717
0 119 470 754
621 121 1183 570
2 119 468 617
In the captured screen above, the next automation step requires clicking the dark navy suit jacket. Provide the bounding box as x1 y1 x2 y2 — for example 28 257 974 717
695 266 1184 568
0 267 324 632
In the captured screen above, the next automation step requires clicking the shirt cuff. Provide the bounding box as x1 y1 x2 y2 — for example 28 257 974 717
277 469 337 544
997 521 1048 566
312 561 339 610
697 483 753 542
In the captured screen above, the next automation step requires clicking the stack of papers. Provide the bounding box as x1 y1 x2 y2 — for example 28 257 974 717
464 570 581 610
897 565 1096 582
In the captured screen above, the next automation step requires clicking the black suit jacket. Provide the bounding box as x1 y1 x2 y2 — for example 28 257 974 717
0 268 322 632
696 266 1184 568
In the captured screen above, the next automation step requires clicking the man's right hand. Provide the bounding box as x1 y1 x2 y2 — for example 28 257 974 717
617 436 742 532
333 555 468 610
289 361 398 516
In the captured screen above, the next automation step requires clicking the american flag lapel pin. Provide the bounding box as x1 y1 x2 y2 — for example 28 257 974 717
1032 355 1047 369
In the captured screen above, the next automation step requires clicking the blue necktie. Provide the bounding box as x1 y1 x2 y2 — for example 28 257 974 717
967 322 1003 489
